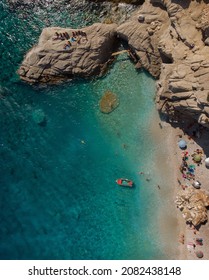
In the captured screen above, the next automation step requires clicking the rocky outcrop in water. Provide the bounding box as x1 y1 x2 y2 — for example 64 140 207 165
175 187 209 226
99 91 119 113
18 23 117 83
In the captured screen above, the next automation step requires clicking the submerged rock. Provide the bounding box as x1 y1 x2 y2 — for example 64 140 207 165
175 187 209 226
99 91 119 113
32 109 47 126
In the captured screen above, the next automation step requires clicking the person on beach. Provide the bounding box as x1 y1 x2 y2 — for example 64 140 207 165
179 162 185 173
195 238 203 245
181 185 186 190
64 40 72 50
53 32 60 40
177 179 181 185
82 31 88 41
70 36 77 43
182 151 189 160
183 160 188 168
60 33 65 40
64 32 69 39
178 233 184 244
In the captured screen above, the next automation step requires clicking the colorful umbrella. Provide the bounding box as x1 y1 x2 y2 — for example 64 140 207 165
193 154 202 163
205 157 209 167
195 251 204 258
178 140 187 149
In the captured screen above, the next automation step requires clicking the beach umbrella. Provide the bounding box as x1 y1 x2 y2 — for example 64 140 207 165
178 140 187 149
205 157 209 167
195 251 204 258
192 181 201 189
193 154 202 163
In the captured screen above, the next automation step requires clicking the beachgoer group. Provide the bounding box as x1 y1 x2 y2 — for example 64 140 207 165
53 30 88 50
177 134 206 258
179 150 196 182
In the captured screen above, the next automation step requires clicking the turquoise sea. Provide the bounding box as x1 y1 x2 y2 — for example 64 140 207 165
0 1 175 259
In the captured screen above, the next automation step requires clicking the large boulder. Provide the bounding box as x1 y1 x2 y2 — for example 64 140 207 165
99 91 119 113
18 23 118 84
175 187 209 226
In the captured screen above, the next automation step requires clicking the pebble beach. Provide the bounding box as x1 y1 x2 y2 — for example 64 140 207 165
157 118 209 260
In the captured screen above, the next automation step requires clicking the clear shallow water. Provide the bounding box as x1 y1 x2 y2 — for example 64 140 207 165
0 1 168 260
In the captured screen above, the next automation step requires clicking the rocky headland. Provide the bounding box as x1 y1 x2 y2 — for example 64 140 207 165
18 23 118 83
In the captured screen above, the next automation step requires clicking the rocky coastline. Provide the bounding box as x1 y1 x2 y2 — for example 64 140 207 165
18 0 209 129
18 23 118 83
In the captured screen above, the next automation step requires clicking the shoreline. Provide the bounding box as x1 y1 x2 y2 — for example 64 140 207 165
150 111 180 259
153 115 209 260
160 121 187 260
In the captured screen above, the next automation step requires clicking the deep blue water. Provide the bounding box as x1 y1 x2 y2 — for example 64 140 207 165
0 1 169 260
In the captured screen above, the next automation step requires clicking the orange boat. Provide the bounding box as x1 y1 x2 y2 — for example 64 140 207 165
116 178 134 187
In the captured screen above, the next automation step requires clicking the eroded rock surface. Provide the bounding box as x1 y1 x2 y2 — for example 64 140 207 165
117 0 170 78
18 23 117 83
175 187 209 226
18 0 209 127
117 0 209 128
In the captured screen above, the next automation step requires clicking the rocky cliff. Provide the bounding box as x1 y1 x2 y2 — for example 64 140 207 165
18 23 117 83
117 0 209 128
18 0 209 127
117 0 170 78
155 0 209 129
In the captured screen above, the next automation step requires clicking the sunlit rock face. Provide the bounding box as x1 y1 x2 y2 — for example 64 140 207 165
117 0 209 128
175 187 209 226
17 0 209 127
18 23 118 84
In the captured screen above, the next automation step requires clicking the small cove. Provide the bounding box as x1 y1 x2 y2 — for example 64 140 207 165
0 1 175 259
